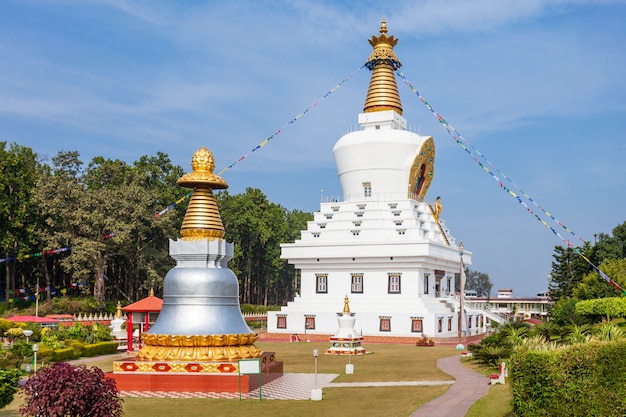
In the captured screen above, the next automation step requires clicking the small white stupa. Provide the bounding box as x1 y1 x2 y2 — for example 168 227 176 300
326 296 366 355
109 301 127 342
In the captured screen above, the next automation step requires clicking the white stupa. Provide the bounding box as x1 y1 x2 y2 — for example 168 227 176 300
109 301 127 342
268 19 486 339
326 296 365 355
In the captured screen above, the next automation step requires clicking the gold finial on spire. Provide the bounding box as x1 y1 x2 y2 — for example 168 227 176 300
363 18 403 115
177 147 228 240
380 17 388 35
115 301 123 318
149 287 155 297
343 295 351 314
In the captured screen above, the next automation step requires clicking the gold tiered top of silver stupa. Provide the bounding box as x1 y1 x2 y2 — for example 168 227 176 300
176 147 228 241
363 18 403 115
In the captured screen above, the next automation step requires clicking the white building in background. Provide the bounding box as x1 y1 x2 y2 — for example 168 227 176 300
268 20 488 338
465 289 551 321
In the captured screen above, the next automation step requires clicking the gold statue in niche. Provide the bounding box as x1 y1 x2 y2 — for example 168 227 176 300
408 137 435 199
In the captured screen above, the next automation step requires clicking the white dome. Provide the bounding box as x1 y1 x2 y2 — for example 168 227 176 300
333 110 431 201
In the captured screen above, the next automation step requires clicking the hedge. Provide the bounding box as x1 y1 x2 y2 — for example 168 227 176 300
510 340 626 416
575 297 626 319
34 341 119 363
50 347 76 362
80 342 118 357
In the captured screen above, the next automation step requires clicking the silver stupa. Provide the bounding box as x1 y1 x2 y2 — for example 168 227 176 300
136 146 261 362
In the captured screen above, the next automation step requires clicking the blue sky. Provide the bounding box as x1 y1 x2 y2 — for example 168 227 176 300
1 0 625 297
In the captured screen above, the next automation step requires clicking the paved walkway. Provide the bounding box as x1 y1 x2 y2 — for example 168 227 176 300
77 353 490 415
409 355 489 417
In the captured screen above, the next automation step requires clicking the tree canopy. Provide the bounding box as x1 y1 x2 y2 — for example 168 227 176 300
0 142 312 309
464 268 493 297
549 221 626 322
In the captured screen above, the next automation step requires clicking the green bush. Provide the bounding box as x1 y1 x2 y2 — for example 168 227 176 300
51 347 76 362
81 341 119 357
0 368 21 409
67 340 84 357
511 340 626 416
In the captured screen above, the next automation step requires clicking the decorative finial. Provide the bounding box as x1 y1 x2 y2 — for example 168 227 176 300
115 301 122 318
380 17 388 35
363 19 403 115
149 288 155 297
177 147 228 240
343 295 351 315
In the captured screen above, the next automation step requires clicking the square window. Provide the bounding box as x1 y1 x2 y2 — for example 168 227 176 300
305 316 316 330
316 274 327 293
411 318 423 333
388 274 401 294
351 274 363 293
380 317 391 332
277 316 287 329
363 182 372 197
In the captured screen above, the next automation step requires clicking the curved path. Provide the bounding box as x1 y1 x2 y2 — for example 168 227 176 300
409 354 489 417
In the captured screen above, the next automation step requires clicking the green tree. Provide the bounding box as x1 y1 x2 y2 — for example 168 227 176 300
216 188 312 306
595 221 626 262
35 152 159 304
573 258 626 300
464 268 493 297
549 243 593 302
0 142 39 301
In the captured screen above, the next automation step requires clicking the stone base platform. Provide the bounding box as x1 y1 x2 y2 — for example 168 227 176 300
326 337 366 355
106 351 283 393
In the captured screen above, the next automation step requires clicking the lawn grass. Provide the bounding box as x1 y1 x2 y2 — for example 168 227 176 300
0 342 516 417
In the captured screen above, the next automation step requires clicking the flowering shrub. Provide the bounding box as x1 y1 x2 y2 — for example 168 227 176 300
416 336 435 347
20 362 123 417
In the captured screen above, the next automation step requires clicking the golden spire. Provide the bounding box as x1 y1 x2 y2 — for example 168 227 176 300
176 147 228 240
115 301 123 318
363 18 403 115
343 295 351 314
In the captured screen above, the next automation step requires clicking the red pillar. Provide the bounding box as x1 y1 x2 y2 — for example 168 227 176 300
127 313 134 352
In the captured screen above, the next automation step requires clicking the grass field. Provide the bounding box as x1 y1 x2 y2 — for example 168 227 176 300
0 342 513 417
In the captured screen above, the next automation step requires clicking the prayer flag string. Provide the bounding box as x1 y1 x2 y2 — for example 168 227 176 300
394 68 623 293
217 65 365 175
0 233 115 264
153 192 193 219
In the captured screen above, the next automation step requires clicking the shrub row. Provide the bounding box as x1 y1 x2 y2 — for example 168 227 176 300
37 341 120 362
510 340 626 416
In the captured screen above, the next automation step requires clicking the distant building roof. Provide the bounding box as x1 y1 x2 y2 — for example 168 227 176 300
122 295 163 313
6 315 60 323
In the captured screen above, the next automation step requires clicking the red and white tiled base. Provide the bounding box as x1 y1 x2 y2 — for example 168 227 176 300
106 352 282 393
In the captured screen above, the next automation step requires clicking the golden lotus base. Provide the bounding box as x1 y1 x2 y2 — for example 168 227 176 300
136 344 263 361
136 333 262 361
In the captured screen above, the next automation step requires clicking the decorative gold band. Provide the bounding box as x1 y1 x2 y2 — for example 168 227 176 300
141 333 258 347
136 344 263 362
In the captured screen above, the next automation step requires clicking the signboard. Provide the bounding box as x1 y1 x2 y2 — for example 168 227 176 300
239 359 261 374
238 359 262 400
